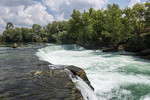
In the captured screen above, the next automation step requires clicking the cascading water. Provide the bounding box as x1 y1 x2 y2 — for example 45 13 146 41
36 44 150 100
70 75 99 100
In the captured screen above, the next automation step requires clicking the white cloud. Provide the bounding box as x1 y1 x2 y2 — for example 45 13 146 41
42 0 108 20
128 0 141 7
0 2 54 34
56 13 66 21
0 0 109 34
1 0 36 6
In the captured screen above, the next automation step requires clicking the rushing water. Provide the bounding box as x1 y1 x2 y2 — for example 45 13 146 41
36 44 150 100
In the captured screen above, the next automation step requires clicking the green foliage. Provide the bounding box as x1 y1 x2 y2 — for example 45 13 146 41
68 9 97 46
52 31 68 44
42 37 49 42
21 28 33 42
5 22 14 30
123 7 136 38
45 21 69 43
102 4 125 46
145 1 150 27
0 35 3 42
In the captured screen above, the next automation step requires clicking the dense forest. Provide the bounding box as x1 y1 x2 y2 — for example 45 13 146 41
0 2 150 52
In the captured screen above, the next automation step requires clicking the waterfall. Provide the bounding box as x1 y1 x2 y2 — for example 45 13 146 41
36 44 150 100
70 74 99 100
36 44 98 100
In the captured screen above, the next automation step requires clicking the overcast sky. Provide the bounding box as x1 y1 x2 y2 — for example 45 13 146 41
0 0 148 34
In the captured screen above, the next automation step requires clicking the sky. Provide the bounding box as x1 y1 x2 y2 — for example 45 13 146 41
0 0 148 34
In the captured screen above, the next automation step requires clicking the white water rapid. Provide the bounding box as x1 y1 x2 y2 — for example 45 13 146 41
36 44 150 100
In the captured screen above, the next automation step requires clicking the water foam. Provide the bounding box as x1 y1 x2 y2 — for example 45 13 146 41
36 44 150 100
70 75 99 100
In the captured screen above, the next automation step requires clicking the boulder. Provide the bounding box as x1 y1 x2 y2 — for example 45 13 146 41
67 65 94 90
12 43 18 48
137 49 150 60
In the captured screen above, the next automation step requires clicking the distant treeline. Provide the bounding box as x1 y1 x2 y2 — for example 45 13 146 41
0 2 150 51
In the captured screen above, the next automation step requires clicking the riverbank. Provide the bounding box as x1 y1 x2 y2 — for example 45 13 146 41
79 43 150 60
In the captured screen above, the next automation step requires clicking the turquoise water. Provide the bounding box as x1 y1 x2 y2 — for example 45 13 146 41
36 44 150 100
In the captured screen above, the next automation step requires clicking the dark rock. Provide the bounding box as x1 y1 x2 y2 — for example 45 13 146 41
140 55 150 60
34 65 83 100
67 65 94 90
137 49 150 56
102 47 118 52
137 49 150 60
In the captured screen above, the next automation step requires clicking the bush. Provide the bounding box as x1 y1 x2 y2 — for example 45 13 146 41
43 37 49 42
35 37 42 42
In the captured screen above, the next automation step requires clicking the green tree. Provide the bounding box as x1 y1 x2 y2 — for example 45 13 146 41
5 22 14 29
3 28 21 42
68 9 82 41
123 7 136 39
92 9 106 45
21 28 33 42
32 24 42 36
69 9 96 46
52 31 68 44
132 3 146 48
0 35 3 42
13 27 22 42
44 21 59 42
102 4 125 46
144 1 150 27
3 29 15 42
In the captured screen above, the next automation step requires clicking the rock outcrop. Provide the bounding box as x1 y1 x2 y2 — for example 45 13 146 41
67 65 94 90
33 65 95 100
34 65 84 100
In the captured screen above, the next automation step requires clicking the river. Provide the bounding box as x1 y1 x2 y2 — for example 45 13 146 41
36 44 150 100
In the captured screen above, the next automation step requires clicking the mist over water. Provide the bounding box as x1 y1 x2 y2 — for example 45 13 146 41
36 44 150 100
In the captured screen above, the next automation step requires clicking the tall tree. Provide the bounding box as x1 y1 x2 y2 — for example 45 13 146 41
132 3 146 48
144 1 150 28
102 4 125 46
5 22 14 30
123 7 136 39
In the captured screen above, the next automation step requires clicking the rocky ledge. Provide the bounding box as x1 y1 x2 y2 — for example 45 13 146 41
0 47 93 100
33 64 94 100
